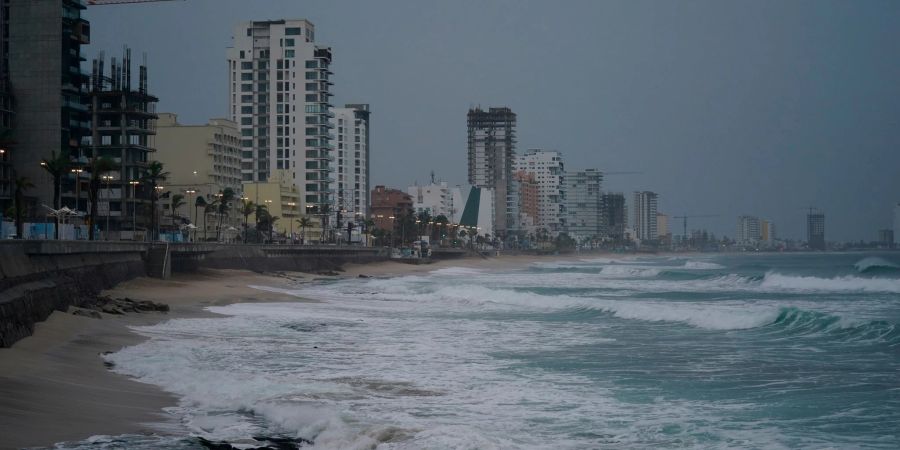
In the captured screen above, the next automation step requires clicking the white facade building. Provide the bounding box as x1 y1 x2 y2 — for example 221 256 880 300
331 104 370 221
736 215 762 244
227 19 334 212
632 191 658 241
516 149 566 235
450 185 494 238
408 181 452 218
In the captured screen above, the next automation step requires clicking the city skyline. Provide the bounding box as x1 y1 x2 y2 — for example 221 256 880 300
84 0 900 241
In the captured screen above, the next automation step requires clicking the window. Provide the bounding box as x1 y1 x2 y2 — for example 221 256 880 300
240 117 252 125
305 72 317 80
305 94 317 102
246 28 252 36
241 95 253 103
286 27 302 35
305 60 317 69
285 38 295 47
285 50 295 58
240 106 252 114
240 83 252 92
241 61 252 70
241 73 253 81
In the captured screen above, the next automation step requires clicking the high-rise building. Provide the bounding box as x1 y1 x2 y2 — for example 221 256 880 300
736 215 762 244
467 107 516 237
878 229 894 248
632 191 659 241
513 170 538 234
153 113 243 238
657 213 669 238
227 19 333 215
331 104 370 222
8 0 91 213
564 169 603 242
761 219 776 245
86 48 158 237
517 149 566 235
807 211 825 250
601 192 626 242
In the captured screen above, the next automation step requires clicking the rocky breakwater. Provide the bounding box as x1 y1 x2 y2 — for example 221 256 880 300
0 241 149 347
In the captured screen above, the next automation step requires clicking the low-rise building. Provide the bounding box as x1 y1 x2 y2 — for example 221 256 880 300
408 181 452 218
242 170 304 240
371 185 413 238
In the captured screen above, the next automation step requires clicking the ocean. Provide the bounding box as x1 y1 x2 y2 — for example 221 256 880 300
55 253 900 449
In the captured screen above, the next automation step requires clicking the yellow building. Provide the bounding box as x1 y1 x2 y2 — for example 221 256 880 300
152 113 243 240
242 170 321 241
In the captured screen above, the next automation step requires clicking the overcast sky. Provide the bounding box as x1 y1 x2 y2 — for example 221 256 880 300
86 0 900 241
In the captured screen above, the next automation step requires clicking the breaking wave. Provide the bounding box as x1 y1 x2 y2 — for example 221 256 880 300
760 272 900 293
854 256 900 275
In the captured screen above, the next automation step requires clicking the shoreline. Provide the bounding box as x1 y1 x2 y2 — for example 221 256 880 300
0 253 598 449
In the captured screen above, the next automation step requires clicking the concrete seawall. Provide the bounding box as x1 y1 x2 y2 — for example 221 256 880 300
0 241 417 347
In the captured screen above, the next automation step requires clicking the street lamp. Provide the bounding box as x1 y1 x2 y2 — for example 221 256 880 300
286 202 296 242
129 180 139 238
101 174 114 240
70 168 84 213
185 189 196 224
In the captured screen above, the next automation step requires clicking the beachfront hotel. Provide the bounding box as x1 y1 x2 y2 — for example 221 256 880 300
330 104 371 224
632 190 659 242
226 19 334 215
565 169 604 243
516 149 567 236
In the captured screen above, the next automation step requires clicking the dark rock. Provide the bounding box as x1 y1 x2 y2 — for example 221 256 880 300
358 274 371 278
71 308 102 319
100 305 124 315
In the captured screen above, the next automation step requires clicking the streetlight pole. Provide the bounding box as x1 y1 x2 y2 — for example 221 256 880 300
129 180 139 239
102 175 113 240
286 202 296 243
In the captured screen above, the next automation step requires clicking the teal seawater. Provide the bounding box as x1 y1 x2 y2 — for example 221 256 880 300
55 253 900 449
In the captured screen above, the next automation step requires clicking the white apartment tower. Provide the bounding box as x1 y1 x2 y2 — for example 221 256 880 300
516 149 566 234
736 215 762 244
227 19 334 212
632 191 659 241
331 104 370 220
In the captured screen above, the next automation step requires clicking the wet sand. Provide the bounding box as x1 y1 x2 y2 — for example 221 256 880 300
0 253 602 449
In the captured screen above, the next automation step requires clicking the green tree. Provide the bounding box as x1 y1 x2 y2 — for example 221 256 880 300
239 199 255 243
39 150 71 240
214 187 236 241
297 216 312 244
362 218 375 246
86 156 117 240
13 176 33 239
170 194 186 225
140 161 169 241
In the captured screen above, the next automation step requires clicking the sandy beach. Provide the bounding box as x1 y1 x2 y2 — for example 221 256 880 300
0 253 589 449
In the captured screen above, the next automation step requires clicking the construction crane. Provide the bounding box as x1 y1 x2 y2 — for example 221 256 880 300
673 214 720 238
86 0 183 5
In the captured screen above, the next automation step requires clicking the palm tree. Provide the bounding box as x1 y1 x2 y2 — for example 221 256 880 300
254 204 269 243
214 187 235 241
139 161 169 241
239 199 255 243
362 218 375 247
40 150 71 239
195 195 207 240
297 216 312 245
170 194 186 225
13 176 33 239
86 156 117 241
268 215 279 242
204 201 217 241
